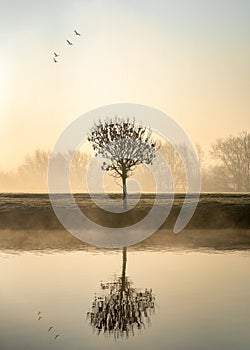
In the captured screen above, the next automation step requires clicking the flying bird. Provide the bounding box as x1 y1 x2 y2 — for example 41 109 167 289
54 52 59 57
54 335 60 339
38 311 41 315
53 58 58 63
66 40 73 45
74 30 81 36
38 316 42 320
48 326 54 332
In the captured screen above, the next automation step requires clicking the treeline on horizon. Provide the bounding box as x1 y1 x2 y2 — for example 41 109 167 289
0 130 249 193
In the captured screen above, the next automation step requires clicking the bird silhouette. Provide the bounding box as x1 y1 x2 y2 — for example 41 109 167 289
66 40 73 45
54 335 60 339
48 326 54 332
53 58 58 63
38 311 41 315
74 30 81 36
38 316 42 320
54 52 59 57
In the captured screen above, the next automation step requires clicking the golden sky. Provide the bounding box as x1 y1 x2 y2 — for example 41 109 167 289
1 0 249 170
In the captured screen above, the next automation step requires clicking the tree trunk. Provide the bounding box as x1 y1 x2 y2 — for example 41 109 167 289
122 176 127 210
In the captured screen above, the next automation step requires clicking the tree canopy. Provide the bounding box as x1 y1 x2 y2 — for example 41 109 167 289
88 117 157 199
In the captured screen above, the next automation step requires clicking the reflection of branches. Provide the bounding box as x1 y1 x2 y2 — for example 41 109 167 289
87 279 155 338
87 248 156 339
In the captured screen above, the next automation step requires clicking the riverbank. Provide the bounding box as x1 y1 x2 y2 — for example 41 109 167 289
0 193 249 230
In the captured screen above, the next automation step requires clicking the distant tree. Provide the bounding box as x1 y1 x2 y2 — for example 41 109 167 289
140 141 203 192
17 149 90 191
49 150 90 192
210 131 250 191
70 150 91 191
201 165 234 192
19 149 50 176
88 118 157 206
18 149 50 189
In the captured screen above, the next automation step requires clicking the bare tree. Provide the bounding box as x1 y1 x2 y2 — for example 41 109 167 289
210 131 250 191
87 118 157 206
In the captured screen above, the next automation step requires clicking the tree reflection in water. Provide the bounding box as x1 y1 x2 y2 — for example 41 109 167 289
87 247 156 339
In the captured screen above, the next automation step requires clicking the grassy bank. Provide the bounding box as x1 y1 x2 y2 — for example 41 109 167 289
0 193 249 230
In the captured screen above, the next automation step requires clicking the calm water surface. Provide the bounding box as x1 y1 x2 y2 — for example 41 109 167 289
0 237 250 350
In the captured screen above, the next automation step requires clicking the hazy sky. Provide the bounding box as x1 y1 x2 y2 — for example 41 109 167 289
1 0 249 170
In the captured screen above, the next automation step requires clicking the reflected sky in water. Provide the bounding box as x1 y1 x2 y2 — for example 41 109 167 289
0 236 250 350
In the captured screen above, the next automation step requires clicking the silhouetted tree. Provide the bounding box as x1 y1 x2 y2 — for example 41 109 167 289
87 247 156 338
88 118 157 206
210 131 250 191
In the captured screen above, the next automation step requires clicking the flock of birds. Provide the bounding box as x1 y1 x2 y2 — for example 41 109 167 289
53 29 81 63
37 311 60 340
